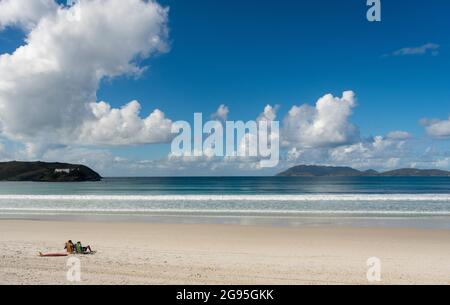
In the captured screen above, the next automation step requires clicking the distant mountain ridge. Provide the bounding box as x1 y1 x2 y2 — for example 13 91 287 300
0 161 102 182
277 165 450 177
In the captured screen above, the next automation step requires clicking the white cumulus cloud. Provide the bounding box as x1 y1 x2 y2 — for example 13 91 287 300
421 116 450 138
282 91 359 149
79 101 173 145
0 0 58 31
257 105 279 122
0 0 172 153
211 104 229 121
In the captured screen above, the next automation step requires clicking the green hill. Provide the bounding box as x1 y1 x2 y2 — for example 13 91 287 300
277 165 450 177
0 161 102 182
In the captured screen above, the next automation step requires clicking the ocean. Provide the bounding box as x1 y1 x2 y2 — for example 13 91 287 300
1 177 450 228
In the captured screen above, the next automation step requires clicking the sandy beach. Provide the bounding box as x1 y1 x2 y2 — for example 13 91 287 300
0 219 449 285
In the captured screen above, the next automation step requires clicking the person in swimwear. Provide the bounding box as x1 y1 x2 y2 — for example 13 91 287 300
64 240 75 253
76 241 93 254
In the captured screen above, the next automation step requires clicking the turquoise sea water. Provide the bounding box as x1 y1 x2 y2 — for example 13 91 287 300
0 177 450 221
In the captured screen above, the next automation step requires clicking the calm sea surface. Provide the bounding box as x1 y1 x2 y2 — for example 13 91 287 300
0 177 450 222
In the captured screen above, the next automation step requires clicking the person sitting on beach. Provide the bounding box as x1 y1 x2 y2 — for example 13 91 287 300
64 240 75 254
75 241 93 254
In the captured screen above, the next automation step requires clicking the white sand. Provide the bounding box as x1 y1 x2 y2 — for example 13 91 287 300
0 220 449 285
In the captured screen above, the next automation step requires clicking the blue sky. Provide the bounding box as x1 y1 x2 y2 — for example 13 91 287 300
0 0 449 176
102 0 450 164
98 0 449 129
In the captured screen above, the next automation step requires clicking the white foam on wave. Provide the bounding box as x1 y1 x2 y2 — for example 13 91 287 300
0 194 449 201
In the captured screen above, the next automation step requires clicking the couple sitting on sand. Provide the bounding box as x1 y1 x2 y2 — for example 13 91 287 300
65 240 94 254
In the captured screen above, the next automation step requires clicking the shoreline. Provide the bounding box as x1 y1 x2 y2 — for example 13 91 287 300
2 213 450 230
1 219 450 285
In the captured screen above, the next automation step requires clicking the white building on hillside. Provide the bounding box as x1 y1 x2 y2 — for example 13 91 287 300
54 168 72 174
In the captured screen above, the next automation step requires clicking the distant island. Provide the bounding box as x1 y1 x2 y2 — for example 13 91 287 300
277 165 450 177
0 161 102 182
